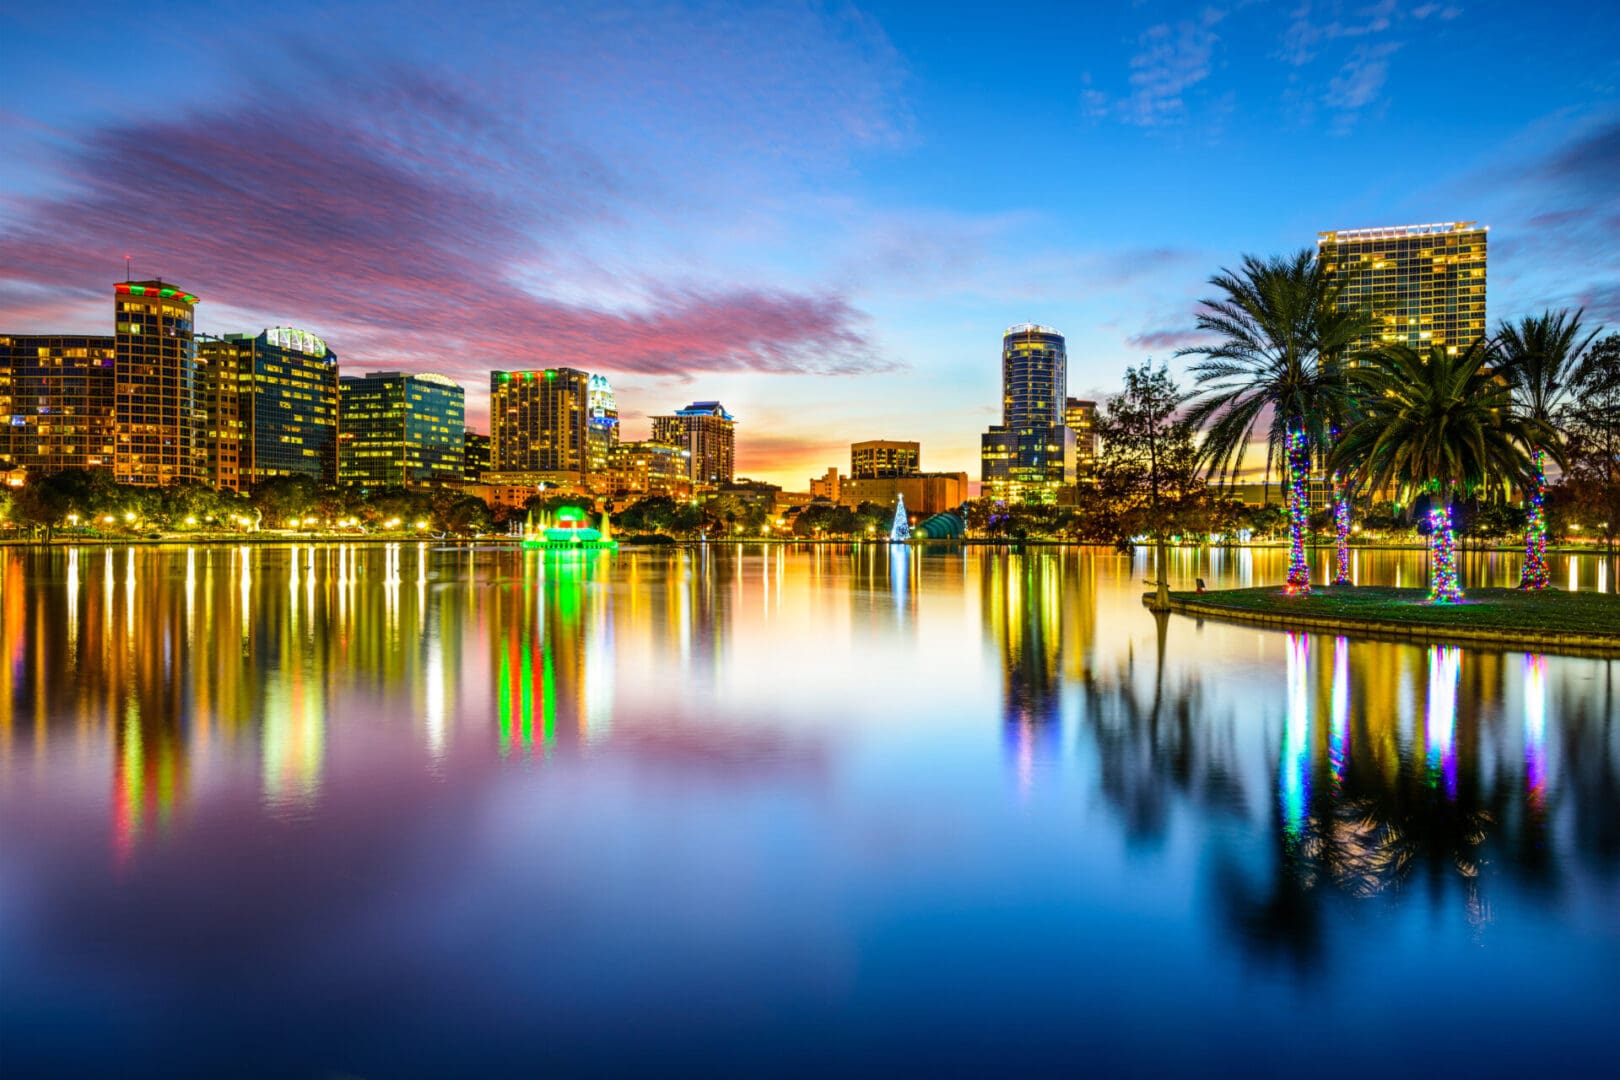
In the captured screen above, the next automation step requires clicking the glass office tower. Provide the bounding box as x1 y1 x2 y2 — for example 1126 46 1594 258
199 328 340 490
1316 221 1488 356
338 371 465 486
981 324 1075 503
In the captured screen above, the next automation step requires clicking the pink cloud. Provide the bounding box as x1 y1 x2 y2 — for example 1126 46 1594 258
0 71 879 425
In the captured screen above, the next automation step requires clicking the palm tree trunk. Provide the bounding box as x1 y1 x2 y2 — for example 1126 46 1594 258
1429 501 1464 602
1332 475 1352 585
1285 426 1312 595
1519 447 1549 590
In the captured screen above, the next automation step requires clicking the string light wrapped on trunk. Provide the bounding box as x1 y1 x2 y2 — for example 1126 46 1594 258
1428 505 1463 603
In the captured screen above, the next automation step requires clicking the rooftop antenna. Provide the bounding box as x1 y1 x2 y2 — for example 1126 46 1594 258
124 254 131 282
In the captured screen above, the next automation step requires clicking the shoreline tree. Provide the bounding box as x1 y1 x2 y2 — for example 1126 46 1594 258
1495 308 1602 589
1178 250 1371 596
1331 341 1549 603
1096 361 1202 611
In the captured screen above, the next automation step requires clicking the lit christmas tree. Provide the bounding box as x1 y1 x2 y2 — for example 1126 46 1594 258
889 494 911 542
1428 504 1464 603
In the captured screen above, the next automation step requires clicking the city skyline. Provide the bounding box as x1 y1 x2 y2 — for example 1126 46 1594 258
2 1 1616 488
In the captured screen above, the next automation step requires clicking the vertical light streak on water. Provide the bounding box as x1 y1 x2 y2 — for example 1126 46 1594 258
1568 558 1578 592
125 547 136 629
103 548 114 640
891 546 909 616
1524 653 1548 815
1426 645 1461 799
1281 631 1311 840
113 701 143 871
66 548 80 660
497 642 513 759
184 547 196 650
1597 557 1608 595
424 632 446 764
1352 549 1360 586
1330 636 1350 793
239 545 252 642
289 544 301 634
416 542 427 620
385 544 400 647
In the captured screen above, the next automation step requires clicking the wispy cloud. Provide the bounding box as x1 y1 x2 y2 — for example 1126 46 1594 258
1279 0 1399 66
1084 7 1228 127
1324 40 1403 126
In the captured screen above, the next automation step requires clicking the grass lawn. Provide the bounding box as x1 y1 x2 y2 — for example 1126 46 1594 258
1171 585 1620 640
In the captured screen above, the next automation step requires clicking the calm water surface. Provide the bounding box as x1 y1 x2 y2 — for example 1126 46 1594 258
1 544 1617 1077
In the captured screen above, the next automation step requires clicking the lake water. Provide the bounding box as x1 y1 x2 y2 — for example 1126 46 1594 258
1 543 1616 1076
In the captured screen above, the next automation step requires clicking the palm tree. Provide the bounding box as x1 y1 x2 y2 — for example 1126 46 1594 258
1330 341 1551 602
1495 309 1602 589
1179 250 1371 595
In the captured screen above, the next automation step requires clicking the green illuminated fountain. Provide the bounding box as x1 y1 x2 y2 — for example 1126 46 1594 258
521 506 618 550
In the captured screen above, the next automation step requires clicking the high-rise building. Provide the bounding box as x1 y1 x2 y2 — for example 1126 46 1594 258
1316 221 1488 356
338 371 464 486
0 335 117 477
587 373 619 477
851 440 920 479
981 324 1075 503
113 280 204 486
1063 398 1100 477
198 328 340 491
651 401 735 488
463 430 491 482
489 368 592 484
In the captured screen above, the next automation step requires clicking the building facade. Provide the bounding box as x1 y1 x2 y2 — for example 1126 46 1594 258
840 472 969 518
599 440 691 499
981 324 1075 503
113 280 205 486
199 328 340 491
1316 221 1488 356
490 368 592 485
651 401 735 488
338 371 465 486
809 467 841 502
851 440 920 479
463 431 491 482
1064 398 1100 478
0 335 117 477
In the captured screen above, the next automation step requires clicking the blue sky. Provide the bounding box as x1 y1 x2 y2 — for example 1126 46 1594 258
2 0 1616 485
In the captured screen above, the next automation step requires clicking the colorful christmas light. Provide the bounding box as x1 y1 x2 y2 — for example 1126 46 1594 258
1332 483 1352 586
1428 504 1463 603
1519 448 1549 590
1284 428 1312 595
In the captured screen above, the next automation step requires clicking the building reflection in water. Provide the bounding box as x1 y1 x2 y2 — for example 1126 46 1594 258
981 551 1093 793
0 543 1614 955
